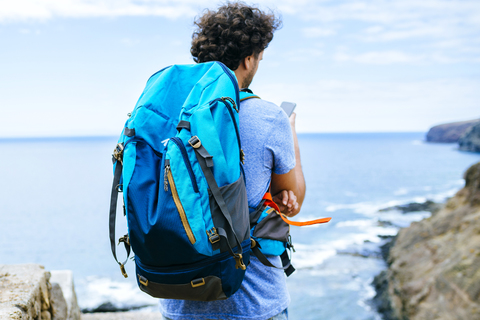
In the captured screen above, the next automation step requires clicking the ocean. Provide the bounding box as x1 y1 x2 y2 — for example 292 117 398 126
1 133 479 319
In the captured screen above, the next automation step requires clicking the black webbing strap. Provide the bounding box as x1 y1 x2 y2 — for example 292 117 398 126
193 144 214 167
281 250 295 276
251 245 295 276
109 160 131 277
190 138 242 258
217 227 237 257
176 121 191 132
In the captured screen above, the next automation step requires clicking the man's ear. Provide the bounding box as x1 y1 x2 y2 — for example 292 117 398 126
243 55 254 71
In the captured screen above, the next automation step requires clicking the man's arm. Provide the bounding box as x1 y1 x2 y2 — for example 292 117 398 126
270 113 306 217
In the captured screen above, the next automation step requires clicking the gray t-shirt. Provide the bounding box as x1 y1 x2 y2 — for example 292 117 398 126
159 97 296 320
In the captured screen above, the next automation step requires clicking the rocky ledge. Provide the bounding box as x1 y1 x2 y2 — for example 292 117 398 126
372 162 480 320
426 119 479 143
459 122 480 153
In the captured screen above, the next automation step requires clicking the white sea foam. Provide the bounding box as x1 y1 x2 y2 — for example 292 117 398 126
293 219 397 269
325 199 403 215
77 276 158 311
336 219 374 228
292 243 337 269
357 277 382 319
379 211 431 228
325 185 461 216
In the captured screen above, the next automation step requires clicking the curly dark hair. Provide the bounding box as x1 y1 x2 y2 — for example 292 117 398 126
191 2 282 70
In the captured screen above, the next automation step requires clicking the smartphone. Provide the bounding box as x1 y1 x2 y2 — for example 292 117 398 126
280 101 297 117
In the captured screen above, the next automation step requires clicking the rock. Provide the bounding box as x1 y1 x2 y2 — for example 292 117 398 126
373 162 480 320
50 283 67 320
426 119 480 143
89 302 121 313
372 271 397 320
50 270 81 320
379 236 396 263
459 122 480 153
0 265 82 320
0 264 52 320
41 310 52 320
379 200 442 214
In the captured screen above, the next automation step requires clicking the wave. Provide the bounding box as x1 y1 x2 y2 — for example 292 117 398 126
325 186 461 216
77 276 158 312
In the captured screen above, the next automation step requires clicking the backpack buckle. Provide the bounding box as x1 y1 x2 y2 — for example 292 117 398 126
139 275 149 287
118 234 130 246
234 254 246 270
287 235 295 252
191 278 205 288
188 136 202 149
206 228 220 244
119 263 128 278
113 143 124 165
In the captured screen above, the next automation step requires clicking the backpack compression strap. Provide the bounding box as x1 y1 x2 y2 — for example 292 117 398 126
109 143 131 278
250 239 296 277
188 135 246 270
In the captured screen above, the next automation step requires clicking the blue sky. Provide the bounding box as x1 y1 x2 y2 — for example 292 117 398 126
1 0 479 137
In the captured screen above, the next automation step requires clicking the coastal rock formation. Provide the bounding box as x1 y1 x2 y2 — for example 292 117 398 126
459 123 480 153
373 162 480 320
0 264 81 320
426 119 479 143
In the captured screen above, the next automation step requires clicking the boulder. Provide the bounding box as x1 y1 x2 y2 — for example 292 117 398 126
0 265 81 320
50 270 81 320
0 264 54 320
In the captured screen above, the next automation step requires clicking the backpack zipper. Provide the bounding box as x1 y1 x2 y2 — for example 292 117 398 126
170 137 199 193
164 159 196 245
209 98 242 156
217 62 240 108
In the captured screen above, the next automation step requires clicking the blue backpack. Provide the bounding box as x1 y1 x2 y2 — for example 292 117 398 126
109 62 251 301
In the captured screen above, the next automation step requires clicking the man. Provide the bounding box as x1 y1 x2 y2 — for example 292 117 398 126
160 2 306 319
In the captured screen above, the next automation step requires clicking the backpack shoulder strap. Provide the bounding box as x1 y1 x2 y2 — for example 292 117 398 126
240 88 261 102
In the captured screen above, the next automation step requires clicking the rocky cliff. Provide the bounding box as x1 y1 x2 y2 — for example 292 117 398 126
373 162 480 320
459 123 480 153
426 119 479 143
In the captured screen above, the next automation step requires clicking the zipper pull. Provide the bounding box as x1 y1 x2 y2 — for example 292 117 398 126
164 159 170 192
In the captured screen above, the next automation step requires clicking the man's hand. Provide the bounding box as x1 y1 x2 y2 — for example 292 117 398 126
289 112 296 129
272 190 298 217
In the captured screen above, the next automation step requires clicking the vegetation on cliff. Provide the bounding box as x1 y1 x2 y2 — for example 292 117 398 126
373 162 480 320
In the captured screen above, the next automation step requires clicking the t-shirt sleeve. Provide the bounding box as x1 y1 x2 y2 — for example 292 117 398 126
264 109 296 175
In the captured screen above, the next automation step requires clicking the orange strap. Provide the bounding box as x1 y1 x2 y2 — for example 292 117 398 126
262 192 281 212
262 193 332 226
